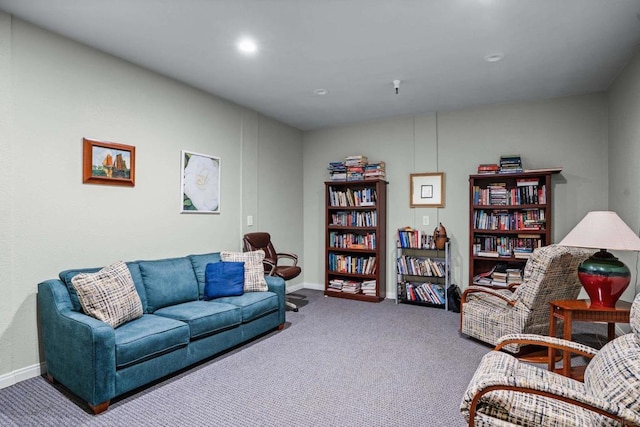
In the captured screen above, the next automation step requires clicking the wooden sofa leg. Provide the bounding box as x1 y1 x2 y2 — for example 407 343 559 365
45 373 56 384
277 323 285 331
89 401 110 415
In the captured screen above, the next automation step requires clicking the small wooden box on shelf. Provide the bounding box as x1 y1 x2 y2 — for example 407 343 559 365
395 228 450 310
469 170 561 287
324 179 387 302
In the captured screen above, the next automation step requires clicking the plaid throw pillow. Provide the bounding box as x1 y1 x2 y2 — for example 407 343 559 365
220 250 268 292
71 261 143 328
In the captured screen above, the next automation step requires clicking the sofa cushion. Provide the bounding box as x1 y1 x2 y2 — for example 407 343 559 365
60 262 147 313
71 261 143 328
114 314 190 369
153 300 242 339
204 262 245 300
188 252 222 299
220 250 268 292
215 291 279 323
138 257 199 312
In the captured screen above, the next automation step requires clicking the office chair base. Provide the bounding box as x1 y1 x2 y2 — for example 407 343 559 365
286 300 299 312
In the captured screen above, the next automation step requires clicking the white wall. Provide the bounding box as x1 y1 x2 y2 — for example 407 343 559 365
303 94 609 297
0 14 302 384
608 52 640 302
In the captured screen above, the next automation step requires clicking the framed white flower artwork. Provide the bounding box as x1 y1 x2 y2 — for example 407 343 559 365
180 150 221 214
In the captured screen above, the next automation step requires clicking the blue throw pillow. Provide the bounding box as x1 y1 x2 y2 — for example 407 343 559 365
204 262 245 300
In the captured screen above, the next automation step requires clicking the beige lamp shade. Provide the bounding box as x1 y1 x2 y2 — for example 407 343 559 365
559 211 640 251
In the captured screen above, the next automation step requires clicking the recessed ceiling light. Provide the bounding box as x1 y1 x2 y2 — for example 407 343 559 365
313 88 329 95
237 38 257 54
484 53 504 63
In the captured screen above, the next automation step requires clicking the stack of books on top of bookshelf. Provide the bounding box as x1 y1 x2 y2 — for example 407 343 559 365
345 155 367 180
477 163 499 174
327 156 386 181
364 161 385 180
499 154 523 173
328 161 347 181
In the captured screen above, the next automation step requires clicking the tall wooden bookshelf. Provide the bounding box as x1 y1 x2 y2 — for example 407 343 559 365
325 179 387 302
469 170 559 286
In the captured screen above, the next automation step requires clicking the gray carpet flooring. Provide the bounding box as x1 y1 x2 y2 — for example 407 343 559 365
0 289 608 426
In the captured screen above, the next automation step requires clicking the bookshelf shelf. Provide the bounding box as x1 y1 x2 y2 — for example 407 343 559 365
325 179 387 301
469 171 560 286
395 234 451 309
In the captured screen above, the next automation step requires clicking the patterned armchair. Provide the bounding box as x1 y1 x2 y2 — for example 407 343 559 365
460 293 640 426
460 244 592 353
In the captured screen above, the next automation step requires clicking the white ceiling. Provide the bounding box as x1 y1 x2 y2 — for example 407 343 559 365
1 0 640 131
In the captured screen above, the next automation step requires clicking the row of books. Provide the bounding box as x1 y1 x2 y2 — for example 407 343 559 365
472 183 547 206
473 209 546 231
396 255 445 277
396 227 437 249
328 186 377 207
327 254 377 275
330 210 377 227
327 156 386 181
328 279 377 295
473 234 542 258
328 232 376 250
400 282 446 305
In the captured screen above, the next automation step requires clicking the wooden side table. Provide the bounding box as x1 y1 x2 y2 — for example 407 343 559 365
548 299 632 379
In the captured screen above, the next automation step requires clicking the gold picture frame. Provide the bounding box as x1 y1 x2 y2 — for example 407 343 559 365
410 172 445 207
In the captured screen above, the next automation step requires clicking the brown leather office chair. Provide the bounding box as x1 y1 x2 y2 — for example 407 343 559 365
243 232 301 312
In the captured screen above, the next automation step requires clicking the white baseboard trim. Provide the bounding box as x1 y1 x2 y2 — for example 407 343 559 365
0 362 45 389
300 282 323 291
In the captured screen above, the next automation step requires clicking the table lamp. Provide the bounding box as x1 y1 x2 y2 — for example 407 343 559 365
559 211 640 307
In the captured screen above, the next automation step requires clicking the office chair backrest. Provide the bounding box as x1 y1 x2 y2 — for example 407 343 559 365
243 232 277 265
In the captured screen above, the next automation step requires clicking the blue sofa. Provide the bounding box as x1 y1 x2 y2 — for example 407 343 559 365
37 252 286 414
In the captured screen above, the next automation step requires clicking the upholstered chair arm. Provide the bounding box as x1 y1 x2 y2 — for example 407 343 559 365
276 252 298 266
495 333 599 358
467 373 640 427
461 286 517 306
505 282 521 292
263 259 277 276
264 275 286 325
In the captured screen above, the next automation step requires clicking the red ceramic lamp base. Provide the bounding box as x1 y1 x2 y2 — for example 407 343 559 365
577 250 631 308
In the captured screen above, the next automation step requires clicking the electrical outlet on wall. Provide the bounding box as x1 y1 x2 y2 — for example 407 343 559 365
422 215 429 226
247 215 253 226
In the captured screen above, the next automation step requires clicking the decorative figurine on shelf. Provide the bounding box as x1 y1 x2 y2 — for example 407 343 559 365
433 222 448 250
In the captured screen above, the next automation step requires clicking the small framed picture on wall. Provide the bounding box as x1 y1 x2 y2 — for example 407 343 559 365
410 172 445 208
82 138 135 187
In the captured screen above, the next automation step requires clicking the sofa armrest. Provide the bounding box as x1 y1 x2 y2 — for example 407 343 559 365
38 279 116 406
265 275 286 325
